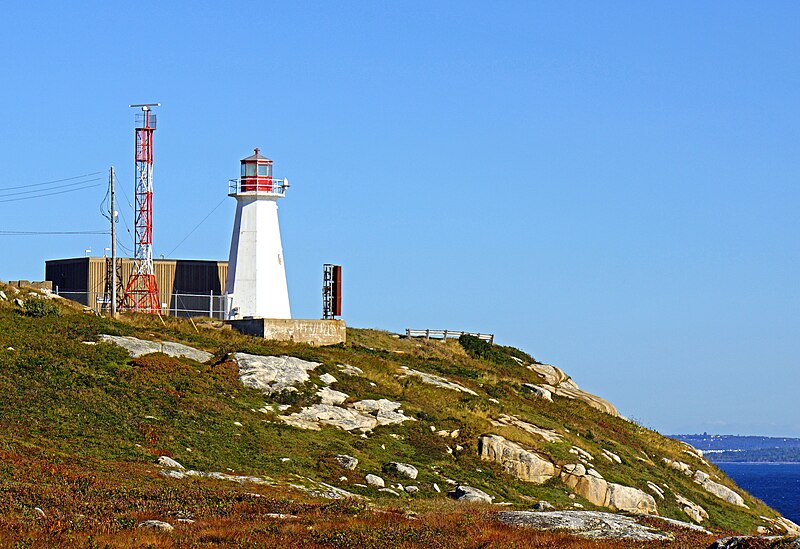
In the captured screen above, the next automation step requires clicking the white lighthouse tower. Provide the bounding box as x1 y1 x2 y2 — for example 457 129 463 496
225 148 291 320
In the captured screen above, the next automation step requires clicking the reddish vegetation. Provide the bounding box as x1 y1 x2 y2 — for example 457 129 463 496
0 447 723 548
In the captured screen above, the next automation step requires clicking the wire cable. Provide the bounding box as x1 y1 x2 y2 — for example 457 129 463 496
100 180 111 222
118 242 134 256
0 171 104 192
0 230 109 235
113 174 135 253
0 182 104 203
0 177 103 198
165 197 228 258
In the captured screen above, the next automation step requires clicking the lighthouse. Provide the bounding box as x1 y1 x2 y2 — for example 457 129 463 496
225 148 291 320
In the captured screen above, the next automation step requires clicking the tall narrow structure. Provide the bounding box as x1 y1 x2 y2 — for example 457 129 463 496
322 264 342 320
122 103 161 313
225 149 291 319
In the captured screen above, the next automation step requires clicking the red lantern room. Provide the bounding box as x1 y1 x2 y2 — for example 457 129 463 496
240 148 273 192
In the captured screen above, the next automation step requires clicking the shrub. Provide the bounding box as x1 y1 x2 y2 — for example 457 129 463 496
23 297 61 318
458 334 538 367
457 334 493 360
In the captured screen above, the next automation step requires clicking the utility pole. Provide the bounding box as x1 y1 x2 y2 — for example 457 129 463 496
110 166 117 317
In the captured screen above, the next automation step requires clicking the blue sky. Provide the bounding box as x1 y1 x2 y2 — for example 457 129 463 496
1 2 799 436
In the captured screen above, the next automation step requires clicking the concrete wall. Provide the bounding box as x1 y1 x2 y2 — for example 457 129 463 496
7 280 54 291
230 318 346 346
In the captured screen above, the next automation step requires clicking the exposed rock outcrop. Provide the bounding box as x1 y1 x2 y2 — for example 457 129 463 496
319 373 337 385
676 440 708 463
352 399 416 426
693 470 746 507
561 464 610 507
235 353 320 395
278 398 415 432
490 415 562 442
100 335 212 363
317 386 348 405
290 480 361 500
607 483 659 514
448 485 492 503
137 520 174 531
478 434 557 484
522 383 553 402
479 434 655 514
157 456 185 470
334 455 358 470
662 458 693 475
526 363 618 416
337 364 363 376
662 458 746 508
279 404 378 431
764 516 800 536
646 481 664 499
708 536 800 548
383 462 418 480
527 362 572 386
601 449 622 464
560 464 657 514
676 493 708 523
160 468 273 485
497 511 671 541
398 366 478 395
569 446 594 462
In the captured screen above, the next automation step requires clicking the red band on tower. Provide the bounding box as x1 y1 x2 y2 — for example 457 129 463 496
122 105 161 313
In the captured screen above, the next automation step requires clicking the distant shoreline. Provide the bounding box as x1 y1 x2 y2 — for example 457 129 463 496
714 461 800 465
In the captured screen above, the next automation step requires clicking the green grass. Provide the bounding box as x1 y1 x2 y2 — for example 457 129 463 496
0 284 786 538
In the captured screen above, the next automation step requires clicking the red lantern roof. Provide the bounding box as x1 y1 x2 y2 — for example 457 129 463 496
241 148 271 162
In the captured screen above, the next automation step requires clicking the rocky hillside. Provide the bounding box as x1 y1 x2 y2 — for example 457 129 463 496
1 283 798 547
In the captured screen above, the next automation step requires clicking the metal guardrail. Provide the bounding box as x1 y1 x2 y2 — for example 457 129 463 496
405 329 494 344
227 177 288 196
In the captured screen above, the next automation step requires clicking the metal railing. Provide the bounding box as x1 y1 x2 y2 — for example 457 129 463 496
228 177 289 197
54 289 230 319
405 329 494 344
135 112 157 129
169 292 228 319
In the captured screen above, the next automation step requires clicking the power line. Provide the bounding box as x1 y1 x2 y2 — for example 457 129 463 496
165 197 228 257
0 182 103 203
0 177 103 198
118 242 133 255
100 181 111 221
0 230 109 236
0 171 104 192
112 173 135 253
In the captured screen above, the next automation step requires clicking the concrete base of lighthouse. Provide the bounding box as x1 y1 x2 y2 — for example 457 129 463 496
230 318 346 346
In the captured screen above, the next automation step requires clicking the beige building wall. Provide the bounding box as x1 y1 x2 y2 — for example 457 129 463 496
46 257 228 316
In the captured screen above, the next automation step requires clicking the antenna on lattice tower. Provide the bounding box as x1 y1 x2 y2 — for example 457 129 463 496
122 103 162 314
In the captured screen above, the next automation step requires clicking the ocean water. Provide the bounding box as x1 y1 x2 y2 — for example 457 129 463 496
717 462 800 524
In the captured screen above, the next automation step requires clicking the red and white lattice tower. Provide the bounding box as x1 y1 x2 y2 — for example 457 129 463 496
122 103 161 313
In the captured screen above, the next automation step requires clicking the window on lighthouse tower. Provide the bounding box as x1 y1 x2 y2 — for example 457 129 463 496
258 164 268 176
245 163 256 177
